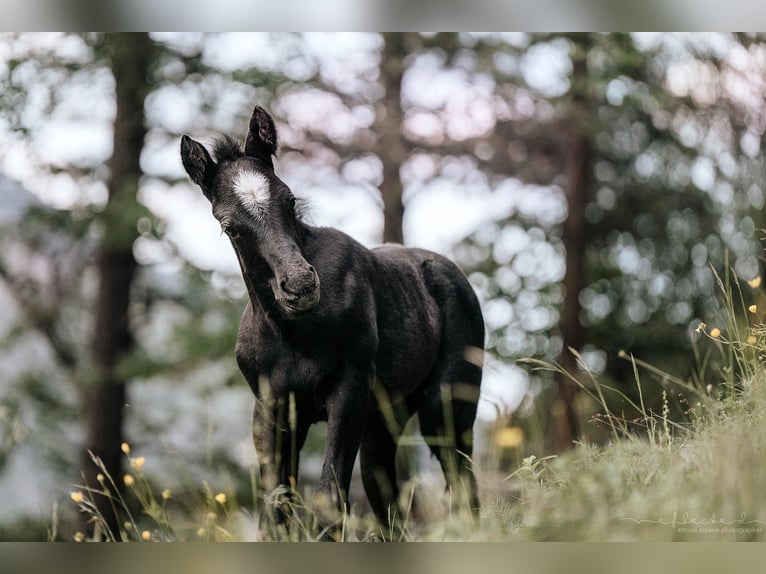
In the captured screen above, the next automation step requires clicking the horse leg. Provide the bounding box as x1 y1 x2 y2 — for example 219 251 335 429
417 254 483 516
315 365 372 539
253 395 310 530
253 396 278 493
417 376 481 517
359 409 404 535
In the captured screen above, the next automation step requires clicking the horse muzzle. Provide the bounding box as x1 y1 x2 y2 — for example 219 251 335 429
277 266 321 315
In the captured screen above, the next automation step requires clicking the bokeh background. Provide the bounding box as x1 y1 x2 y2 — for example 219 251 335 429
1 32 766 540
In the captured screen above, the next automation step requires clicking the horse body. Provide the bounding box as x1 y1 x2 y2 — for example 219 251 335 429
181 105 483 536
236 231 448 403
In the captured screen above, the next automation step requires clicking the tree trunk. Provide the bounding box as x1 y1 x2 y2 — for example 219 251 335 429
551 36 592 453
378 33 407 244
552 128 590 452
80 33 153 537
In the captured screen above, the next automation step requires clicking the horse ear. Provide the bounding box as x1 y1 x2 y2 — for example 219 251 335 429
244 105 278 167
180 135 217 200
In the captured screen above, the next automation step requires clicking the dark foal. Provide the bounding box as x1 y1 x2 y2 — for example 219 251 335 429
181 105 484 538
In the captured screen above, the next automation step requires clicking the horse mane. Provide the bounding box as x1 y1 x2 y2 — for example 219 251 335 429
294 196 311 222
212 134 244 163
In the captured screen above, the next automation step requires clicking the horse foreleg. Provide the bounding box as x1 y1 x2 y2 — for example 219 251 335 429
315 365 373 539
253 391 308 531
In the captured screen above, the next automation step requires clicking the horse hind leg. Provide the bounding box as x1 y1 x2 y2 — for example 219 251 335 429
417 364 482 517
418 258 484 516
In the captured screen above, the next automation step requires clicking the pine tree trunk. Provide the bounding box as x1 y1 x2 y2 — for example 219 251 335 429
552 127 590 452
551 35 591 453
378 33 407 244
80 33 153 537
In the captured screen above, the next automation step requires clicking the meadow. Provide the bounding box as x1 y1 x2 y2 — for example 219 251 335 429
62 271 766 542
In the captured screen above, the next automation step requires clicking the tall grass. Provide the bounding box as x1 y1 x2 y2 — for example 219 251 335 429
65 445 480 542
61 267 766 541
66 445 382 542
484 265 766 541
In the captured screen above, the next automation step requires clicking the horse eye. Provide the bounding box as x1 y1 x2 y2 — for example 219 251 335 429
223 226 240 240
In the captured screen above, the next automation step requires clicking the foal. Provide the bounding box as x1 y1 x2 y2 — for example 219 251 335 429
181 105 484 538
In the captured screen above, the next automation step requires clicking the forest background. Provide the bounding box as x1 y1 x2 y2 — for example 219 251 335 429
1 32 765 540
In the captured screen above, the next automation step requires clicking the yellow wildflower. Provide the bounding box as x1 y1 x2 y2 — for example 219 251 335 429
69 491 84 504
747 335 758 345
748 277 762 288
749 305 758 314
131 456 145 470
96 473 105 484
121 442 131 455
207 511 217 522
197 528 207 538
73 532 85 542
123 474 135 487
141 530 152 541
214 492 227 505
495 427 524 448
161 489 172 500
694 322 706 334
710 327 721 339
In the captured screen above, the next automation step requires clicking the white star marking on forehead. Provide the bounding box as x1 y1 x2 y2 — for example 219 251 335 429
233 170 271 215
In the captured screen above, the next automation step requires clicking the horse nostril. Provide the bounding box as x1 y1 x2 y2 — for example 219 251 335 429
279 267 319 301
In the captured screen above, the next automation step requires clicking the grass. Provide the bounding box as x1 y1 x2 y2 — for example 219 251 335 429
483 265 766 541
60 268 766 542
66 443 408 542
493 378 766 541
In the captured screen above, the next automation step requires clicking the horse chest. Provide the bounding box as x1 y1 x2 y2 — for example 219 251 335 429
236 318 332 400
267 348 324 389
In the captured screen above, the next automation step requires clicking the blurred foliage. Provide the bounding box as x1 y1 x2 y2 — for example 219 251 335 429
2 32 766 537
449 33 766 448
